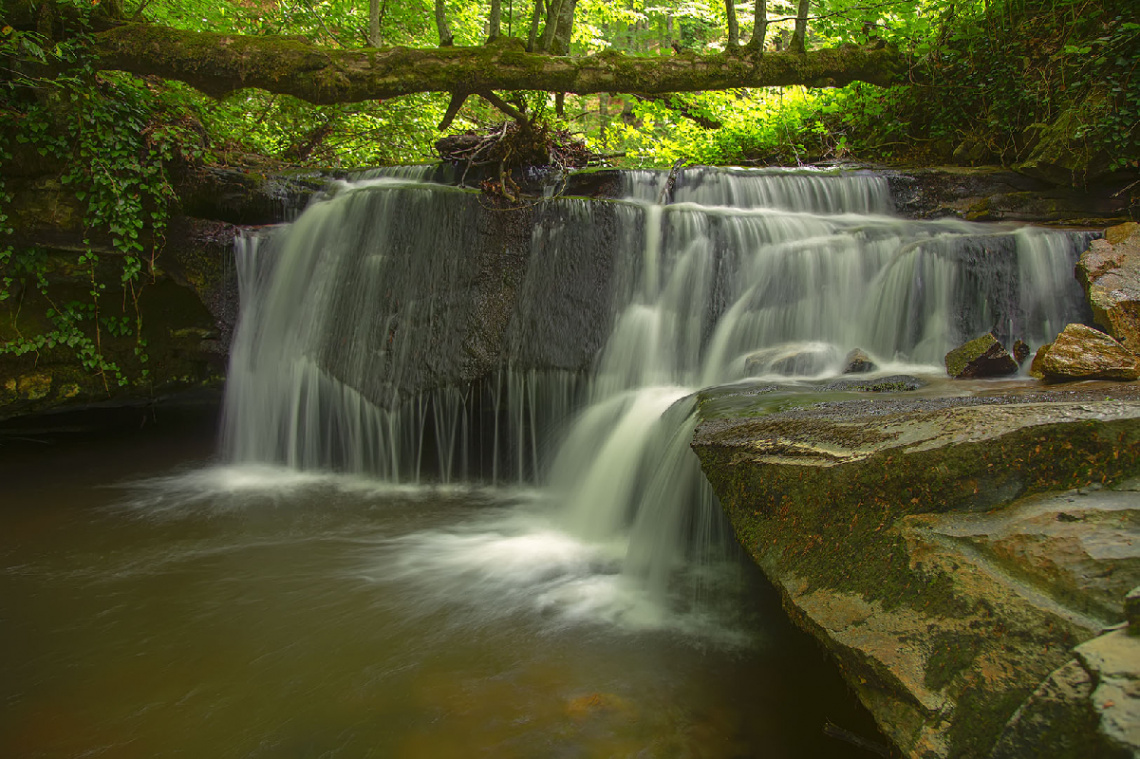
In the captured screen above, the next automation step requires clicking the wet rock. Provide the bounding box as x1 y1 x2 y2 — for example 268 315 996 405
843 348 876 374
1077 223 1140 354
1031 323 1140 382
824 375 924 393
991 660 1119 759
883 167 1130 224
1012 339 1031 365
692 384 1140 758
945 333 1019 378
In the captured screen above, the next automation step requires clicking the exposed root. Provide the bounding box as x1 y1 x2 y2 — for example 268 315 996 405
435 121 603 199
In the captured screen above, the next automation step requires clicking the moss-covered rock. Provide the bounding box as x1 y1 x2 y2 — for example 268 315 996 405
945 333 1019 378
692 383 1140 758
1014 89 1115 186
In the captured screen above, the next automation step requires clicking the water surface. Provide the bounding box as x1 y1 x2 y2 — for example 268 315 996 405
1 413 882 759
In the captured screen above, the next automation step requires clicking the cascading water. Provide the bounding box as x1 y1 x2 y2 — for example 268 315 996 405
221 165 1093 619
4 166 1104 758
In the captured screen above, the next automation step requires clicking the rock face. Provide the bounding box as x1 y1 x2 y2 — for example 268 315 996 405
945 333 1020 378
1078 223 1140 354
692 383 1140 758
883 167 1131 224
1031 323 1140 382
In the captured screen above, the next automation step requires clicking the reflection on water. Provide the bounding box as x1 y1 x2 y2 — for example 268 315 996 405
0 425 881 759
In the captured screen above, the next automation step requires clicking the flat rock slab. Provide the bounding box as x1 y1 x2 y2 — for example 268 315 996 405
693 381 1140 759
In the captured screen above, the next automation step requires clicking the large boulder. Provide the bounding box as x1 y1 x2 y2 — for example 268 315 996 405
945 333 1019 378
1031 323 1140 382
1077 223 1140 354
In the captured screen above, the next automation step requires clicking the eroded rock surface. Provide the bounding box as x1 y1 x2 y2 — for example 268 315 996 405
693 383 1140 758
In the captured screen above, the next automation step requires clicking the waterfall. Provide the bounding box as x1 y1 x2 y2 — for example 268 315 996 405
221 166 1092 597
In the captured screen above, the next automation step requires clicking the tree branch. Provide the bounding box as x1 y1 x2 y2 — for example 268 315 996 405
633 94 723 129
438 91 469 129
479 91 529 127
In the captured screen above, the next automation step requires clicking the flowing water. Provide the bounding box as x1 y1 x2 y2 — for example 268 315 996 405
1 166 1095 757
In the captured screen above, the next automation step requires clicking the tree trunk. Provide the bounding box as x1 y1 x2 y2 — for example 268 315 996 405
368 0 381 46
550 0 577 55
748 0 766 51
435 0 454 47
538 0 564 52
791 0 809 53
725 0 739 48
85 22 907 104
598 92 609 150
488 0 502 42
527 0 544 51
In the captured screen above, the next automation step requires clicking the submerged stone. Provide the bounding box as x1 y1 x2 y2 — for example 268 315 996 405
945 333 1019 378
1077 222 1140 355
1012 339 1031 365
823 374 924 393
744 344 841 377
1032 323 1140 382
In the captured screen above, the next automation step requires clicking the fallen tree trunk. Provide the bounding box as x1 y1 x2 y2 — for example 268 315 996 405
87 23 906 104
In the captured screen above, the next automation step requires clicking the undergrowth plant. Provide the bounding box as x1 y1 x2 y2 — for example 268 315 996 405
0 14 206 391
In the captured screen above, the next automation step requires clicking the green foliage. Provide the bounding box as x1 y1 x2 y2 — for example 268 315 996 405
810 0 1140 174
0 13 203 389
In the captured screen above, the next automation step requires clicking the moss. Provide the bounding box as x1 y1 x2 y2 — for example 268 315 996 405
945 332 998 377
925 631 985 691
699 415 1140 616
947 685 1034 757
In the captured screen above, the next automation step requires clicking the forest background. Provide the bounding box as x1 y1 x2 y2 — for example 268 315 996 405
0 0 1136 393
4 0 1137 175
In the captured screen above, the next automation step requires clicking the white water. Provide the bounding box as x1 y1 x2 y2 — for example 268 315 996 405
216 166 1093 630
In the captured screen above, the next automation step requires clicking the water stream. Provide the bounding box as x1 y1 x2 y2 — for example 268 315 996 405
0 166 1094 757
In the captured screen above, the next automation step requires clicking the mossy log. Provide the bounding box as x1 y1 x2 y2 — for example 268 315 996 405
86 23 906 104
